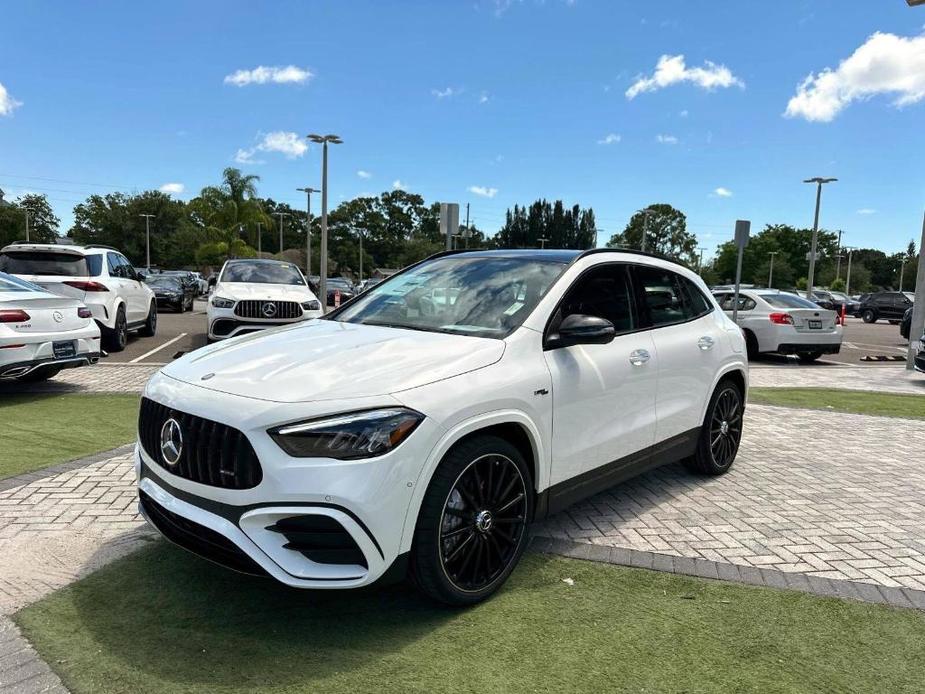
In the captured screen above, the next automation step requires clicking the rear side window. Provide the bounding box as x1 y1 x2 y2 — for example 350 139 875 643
85 254 103 276
635 265 710 326
0 251 89 277
718 294 756 312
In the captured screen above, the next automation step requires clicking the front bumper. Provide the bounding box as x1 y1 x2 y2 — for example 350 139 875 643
207 307 322 340
134 374 440 588
155 295 184 310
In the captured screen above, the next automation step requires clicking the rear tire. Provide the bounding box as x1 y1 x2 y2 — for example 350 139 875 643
410 434 532 606
684 379 743 476
798 352 822 363
138 302 157 337
743 330 759 360
103 306 128 352
862 309 877 323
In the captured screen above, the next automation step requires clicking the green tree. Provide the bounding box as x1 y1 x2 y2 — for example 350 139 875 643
0 194 59 246
495 199 596 250
606 204 695 264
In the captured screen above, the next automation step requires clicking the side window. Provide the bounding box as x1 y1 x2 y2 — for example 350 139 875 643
718 294 754 312
106 253 121 278
554 264 636 334
634 265 687 327
117 255 135 279
679 276 714 317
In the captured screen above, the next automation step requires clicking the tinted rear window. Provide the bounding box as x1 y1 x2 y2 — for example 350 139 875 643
762 293 819 309
0 251 91 277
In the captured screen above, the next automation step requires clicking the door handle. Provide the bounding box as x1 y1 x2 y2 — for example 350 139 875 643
697 336 715 351
629 349 650 366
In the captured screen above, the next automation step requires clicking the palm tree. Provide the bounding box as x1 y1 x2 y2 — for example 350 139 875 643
189 168 271 251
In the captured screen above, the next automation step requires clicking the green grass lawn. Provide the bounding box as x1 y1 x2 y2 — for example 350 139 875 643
0 393 140 479
15 543 925 694
749 387 925 420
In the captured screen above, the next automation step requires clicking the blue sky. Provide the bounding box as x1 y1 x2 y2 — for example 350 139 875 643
1 0 924 258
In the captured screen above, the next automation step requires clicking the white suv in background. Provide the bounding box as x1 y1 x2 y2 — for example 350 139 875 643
207 259 323 342
0 243 157 352
137 249 747 605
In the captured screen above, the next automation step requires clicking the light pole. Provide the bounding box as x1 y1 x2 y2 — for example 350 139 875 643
356 228 364 283
698 247 708 273
845 247 855 296
308 133 343 310
834 254 844 282
256 221 262 255
537 236 549 249
899 257 906 291
296 187 319 277
139 214 155 269
24 209 30 242
768 251 778 288
803 177 837 300
640 208 653 253
273 212 289 254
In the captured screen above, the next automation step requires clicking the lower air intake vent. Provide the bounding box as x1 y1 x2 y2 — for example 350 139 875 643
267 515 368 569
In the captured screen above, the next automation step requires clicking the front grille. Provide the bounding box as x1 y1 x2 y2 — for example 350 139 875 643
234 300 302 320
138 397 263 489
139 490 267 577
267 515 368 569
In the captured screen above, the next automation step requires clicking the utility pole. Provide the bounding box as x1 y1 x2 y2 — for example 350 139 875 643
357 228 364 283
845 248 855 296
767 251 778 288
308 134 343 311
139 214 155 269
698 247 707 273
464 202 470 249
24 209 30 242
296 187 319 277
803 177 837 300
537 237 549 249
899 257 906 291
640 208 652 253
274 212 289 254
256 221 262 255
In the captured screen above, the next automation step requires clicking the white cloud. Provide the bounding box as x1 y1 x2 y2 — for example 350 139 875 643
431 87 462 99
479 92 490 104
392 179 406 190
712 187 733 198
857 208 877 215
597 133 622 145
626 54 744 99
234 148 262 165
784 31 925 122
224 65 313 87
656 134 679 145
357 170 372 179
236 131 307 163
0 82 22 116
468 185 498 198
159 182 185 194
679 109 689 117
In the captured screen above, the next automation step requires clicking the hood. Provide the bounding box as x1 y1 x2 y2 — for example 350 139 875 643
161 320 505 403
215 282 317 302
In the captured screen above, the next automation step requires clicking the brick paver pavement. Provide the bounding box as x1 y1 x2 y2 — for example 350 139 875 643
536 403 925 594
750 364 925 395
0 364 160 396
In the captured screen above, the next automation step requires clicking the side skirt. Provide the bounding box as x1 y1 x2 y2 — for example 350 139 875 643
534 427 700 520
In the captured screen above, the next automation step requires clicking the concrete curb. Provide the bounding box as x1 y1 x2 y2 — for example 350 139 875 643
531 536 925 611
0 617 66 693
0 444 135 494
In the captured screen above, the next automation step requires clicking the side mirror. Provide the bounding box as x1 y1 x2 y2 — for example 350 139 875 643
546 313 616 349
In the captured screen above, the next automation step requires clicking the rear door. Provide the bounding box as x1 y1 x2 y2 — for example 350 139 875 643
633 264 724 443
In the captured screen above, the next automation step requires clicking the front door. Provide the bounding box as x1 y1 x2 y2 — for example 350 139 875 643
544 263 658 486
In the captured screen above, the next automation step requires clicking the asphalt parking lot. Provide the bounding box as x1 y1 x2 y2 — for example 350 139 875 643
106 306 916 368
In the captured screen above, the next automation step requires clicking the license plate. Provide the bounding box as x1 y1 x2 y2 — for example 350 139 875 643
808 319 822 329
52 340 77 359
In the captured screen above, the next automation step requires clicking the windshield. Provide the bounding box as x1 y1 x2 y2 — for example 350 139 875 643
332 255 566 338
829 292 848 301
221 262 305 285
762 293 820 309
904 292 915 302
0 251 91 277
147 276 182 288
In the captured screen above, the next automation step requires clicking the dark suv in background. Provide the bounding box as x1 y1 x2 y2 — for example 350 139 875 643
858 291 913 324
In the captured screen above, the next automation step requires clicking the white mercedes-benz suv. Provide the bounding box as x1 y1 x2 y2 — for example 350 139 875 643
137 249 747 605
207 259 323 342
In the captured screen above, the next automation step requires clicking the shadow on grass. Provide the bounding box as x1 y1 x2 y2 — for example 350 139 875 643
58 540 494 689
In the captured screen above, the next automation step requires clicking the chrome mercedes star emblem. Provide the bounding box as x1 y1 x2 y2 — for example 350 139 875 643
159 418 183 466
261 301 277 318
52 311 63 323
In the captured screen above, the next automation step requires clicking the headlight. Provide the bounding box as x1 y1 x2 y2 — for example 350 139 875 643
269 408 424 460
301 299 321 311
211 296 235 309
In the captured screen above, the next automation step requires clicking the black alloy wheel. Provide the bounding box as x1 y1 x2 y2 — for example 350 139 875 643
438 453 528 593
862 309 876 323
685 379 743 475
411 434 532 605
139 302 157 337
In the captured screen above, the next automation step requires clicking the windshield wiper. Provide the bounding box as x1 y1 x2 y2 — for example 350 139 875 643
355 320 452 334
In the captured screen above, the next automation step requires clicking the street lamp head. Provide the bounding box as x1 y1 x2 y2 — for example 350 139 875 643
296 187 320 194
803 177 838 184
307 134 342 144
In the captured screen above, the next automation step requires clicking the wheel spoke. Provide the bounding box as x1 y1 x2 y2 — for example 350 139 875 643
443 506 471 520
496 492 525 515
445 530 475 563
441 524 471 540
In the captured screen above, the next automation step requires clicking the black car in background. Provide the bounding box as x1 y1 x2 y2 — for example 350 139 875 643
858 291 913 324
161 270 202 296
145 274 195 312
325 277 356 307
901 307 913 340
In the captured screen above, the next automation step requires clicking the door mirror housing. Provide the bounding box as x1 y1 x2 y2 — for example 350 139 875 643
546 313 616 349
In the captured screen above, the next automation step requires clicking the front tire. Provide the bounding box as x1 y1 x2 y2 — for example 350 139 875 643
411 434 532 606
138 301 157 337
684 379 744 476
862 309 877 323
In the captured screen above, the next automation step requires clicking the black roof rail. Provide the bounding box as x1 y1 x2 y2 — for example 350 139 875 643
577 247 673 262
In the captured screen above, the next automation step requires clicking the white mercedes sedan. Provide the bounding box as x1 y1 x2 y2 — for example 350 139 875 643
0 271 102 382
207 259 323 342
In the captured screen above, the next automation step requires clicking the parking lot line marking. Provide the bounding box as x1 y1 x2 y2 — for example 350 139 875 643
845 341 908 353
129 333 187 363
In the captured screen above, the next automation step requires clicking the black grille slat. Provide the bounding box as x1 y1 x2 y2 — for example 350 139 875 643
233 300 302 320
137 397 262 490
268 515 368 569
